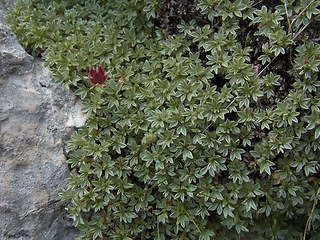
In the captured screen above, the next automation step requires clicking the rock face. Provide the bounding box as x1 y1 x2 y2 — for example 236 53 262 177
0 2 85 240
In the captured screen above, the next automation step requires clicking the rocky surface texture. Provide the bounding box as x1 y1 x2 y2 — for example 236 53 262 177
0 1 85 239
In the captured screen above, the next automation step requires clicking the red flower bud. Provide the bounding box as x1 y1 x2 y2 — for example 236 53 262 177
88 65 108 85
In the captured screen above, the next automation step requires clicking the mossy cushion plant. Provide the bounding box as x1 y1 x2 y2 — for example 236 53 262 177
6 0 320 239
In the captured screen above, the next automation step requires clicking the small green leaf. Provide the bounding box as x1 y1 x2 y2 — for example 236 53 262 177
315 127 320 139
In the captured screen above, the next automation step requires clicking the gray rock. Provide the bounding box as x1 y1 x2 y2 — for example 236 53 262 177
0 23 34 77
0 0 17 22
0 2 86 240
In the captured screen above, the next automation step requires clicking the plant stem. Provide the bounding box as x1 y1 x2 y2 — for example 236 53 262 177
181 204 202 233
303 186 320 240
290 0 316 29
284 0 292 33
292 22 311 41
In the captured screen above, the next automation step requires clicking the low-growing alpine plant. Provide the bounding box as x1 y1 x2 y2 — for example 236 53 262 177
6 0 320 239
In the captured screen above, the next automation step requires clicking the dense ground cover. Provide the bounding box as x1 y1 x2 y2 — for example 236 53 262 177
6 0 320 239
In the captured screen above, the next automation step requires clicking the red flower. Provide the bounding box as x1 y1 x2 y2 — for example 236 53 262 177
88 65 108 85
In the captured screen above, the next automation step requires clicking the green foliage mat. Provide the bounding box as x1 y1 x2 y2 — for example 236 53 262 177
6 0 320 239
